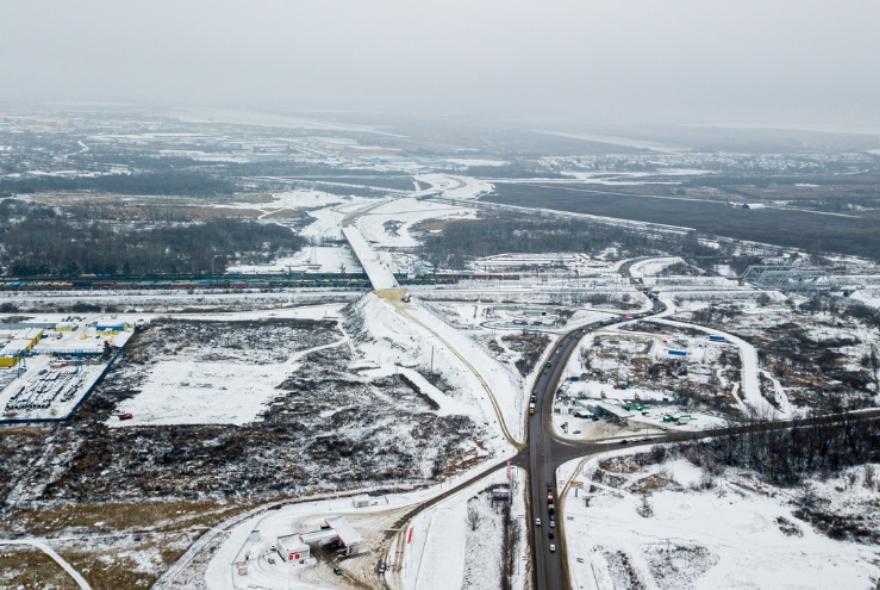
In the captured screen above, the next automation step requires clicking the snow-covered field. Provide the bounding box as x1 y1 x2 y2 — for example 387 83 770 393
227 245 357 274
560 452 880 590
107 318 347 427
414 173 494 200
400 466 527 590
355 196 476 248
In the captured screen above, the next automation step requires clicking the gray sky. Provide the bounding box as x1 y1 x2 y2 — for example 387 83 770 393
2 0 878 131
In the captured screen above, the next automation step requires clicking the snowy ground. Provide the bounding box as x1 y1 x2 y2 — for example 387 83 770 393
355 196 476 249
560 452 880 590
400 297 526 443
351 293 523 446
629 256 684 279
0 288 359 314
196 464 522 590
398 467 527 590
106 318 346 427
227 245 357 274
665 292 880 413
414 174 494 201
471 252 617 276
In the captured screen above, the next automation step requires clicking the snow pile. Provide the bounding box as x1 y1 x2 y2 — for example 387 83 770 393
404 301 525 442
351 294 522 444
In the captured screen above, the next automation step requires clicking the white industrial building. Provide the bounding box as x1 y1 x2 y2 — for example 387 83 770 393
276 516 363 563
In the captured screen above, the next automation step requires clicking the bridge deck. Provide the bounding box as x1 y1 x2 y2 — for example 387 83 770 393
342 226 399 290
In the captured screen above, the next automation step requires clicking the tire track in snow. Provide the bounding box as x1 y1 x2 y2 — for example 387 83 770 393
0 539 93 590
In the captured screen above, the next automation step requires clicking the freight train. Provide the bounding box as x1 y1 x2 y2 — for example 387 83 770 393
0 271 520 291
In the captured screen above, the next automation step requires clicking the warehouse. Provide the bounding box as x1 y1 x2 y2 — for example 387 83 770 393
0 328 43 367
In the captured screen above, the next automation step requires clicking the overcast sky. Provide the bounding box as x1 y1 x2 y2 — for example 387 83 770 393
2 0 878 131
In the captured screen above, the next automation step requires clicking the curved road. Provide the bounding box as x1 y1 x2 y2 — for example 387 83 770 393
525 267 666 590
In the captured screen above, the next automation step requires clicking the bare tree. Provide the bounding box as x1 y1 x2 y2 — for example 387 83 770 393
636 493 654 518
466 505 481 531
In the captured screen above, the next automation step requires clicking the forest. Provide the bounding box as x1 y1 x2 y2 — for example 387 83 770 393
0 200 304 276
0 171 238 197
485 183 880 260
661 416 880 487
419 214 719 269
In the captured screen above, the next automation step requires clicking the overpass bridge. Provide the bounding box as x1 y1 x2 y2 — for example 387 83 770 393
342 226 399 291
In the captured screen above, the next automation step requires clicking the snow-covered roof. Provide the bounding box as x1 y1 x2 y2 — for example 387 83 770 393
587 401 634 419
297 528 338 545
325 516 362 546
0 340 31 356
276 533 310 553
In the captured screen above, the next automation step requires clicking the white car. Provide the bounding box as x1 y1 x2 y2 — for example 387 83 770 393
535 517 541 527
549 544 556 553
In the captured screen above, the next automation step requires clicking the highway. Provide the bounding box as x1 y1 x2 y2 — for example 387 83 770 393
525 266 666 590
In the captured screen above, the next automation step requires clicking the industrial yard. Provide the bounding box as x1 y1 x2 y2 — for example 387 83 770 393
0 317 136 422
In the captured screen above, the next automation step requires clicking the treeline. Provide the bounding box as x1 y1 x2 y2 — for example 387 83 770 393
419 215 718 269
0 171 238 197
0 202 304 276
661 416 880 487
221 161 407 179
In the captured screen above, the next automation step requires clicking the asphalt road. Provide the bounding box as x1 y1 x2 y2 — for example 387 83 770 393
525 264 667 590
